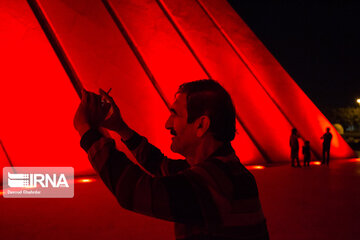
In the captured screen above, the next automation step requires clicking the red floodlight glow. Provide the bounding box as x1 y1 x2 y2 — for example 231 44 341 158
247 165 265 170
348 158 360 163
75 178 96 184
311 161 322 165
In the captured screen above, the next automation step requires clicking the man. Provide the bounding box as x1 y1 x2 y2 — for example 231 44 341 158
289 128 301 168
74 79 269 240
321 127 333 166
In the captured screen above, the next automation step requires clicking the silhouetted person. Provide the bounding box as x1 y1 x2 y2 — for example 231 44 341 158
302 141 311 167
290 128 301 167
321 127 333 165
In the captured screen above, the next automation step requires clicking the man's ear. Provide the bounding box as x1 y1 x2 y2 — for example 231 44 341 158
195 115 210 137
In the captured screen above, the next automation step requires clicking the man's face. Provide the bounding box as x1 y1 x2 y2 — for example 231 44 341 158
165 93 198 157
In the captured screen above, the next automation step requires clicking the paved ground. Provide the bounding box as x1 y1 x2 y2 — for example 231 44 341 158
1 159 359 239
253 159 360 240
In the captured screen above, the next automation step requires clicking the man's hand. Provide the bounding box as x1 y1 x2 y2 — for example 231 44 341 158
73 89 111 137
99 88 134 140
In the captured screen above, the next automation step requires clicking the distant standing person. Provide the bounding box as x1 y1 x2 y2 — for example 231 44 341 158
290 128 301 167
302 141 311 167
321 127 333 165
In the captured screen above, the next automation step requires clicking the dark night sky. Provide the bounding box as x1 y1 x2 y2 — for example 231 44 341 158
228 0 360 110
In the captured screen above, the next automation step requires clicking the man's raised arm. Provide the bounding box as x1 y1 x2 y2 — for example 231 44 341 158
74 89 188 177
73 90 203 223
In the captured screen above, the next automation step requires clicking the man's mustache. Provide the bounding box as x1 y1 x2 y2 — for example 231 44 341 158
170 129 177 136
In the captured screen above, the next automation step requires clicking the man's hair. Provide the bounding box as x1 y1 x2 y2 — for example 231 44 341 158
177 79 236 142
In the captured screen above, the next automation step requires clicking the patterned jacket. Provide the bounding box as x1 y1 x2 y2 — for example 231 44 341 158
80 129 269 240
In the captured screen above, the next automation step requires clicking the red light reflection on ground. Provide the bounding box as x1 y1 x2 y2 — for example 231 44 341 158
75 178 96 184
311 161 322 166
247 165 265 170
348 158 360 163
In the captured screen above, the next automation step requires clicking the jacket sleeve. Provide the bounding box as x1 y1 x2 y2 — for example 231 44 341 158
122 131 189 176
80 129 203 224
